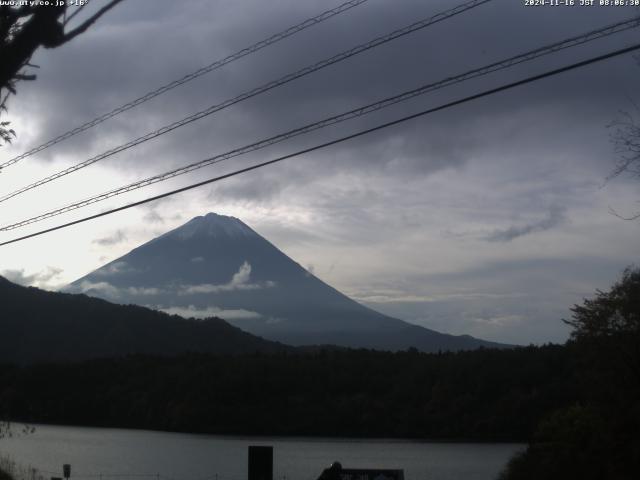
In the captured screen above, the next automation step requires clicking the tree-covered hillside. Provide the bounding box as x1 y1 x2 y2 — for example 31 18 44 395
0 345 575 440
0 276 286 363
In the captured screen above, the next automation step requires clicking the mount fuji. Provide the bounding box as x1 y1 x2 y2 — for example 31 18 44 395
66 213 507 352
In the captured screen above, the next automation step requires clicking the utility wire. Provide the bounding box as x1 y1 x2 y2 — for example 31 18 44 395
0 0 492 204
0 0 371 170
1 15 638 232
2 41 639 247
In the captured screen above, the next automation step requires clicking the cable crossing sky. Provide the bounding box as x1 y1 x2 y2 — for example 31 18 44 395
0 0 372 170
2 40 640 246
0 0 493 205
1 15 637 232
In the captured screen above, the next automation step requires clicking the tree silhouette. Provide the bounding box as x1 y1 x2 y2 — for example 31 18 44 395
608 102 640 220
565 266 640 389
0 1 124 146
500 267 640 479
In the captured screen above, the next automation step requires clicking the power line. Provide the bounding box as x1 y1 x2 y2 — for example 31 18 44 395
2 41 639 247
0 0 492 204
0 0 371 170
1 15 638 232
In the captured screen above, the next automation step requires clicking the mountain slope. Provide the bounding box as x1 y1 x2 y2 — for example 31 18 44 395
0 276 286 364
66 213 509 352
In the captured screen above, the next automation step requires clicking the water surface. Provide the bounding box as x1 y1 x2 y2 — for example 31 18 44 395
0 425 523 480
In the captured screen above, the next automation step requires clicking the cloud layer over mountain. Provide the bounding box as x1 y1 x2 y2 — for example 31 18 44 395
0 0 639 344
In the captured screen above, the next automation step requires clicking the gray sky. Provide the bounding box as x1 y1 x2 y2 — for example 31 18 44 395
1 0 639 345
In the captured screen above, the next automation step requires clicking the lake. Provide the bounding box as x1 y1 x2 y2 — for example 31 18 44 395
0 425 523 480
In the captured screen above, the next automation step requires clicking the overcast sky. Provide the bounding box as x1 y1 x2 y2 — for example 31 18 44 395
1 0 639 345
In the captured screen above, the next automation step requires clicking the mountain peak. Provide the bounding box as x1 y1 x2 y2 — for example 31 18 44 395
68 212 509 352
171 213 256 240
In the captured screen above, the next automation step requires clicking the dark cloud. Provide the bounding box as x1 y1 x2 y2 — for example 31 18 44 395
142 209 165 224
93 229 128 246
1 266 63 287
1 0 639 345
9 0 638 180
486 206 567 242
140 199 185 224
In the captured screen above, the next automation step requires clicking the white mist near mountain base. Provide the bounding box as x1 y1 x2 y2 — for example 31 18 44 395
67 213 507 351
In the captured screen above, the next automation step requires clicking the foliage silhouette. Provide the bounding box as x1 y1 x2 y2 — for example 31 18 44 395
500 267 640 479
0 1 124 146
0 345 575 440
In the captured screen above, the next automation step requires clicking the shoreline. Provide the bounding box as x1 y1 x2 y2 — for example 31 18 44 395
1 421 527 445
